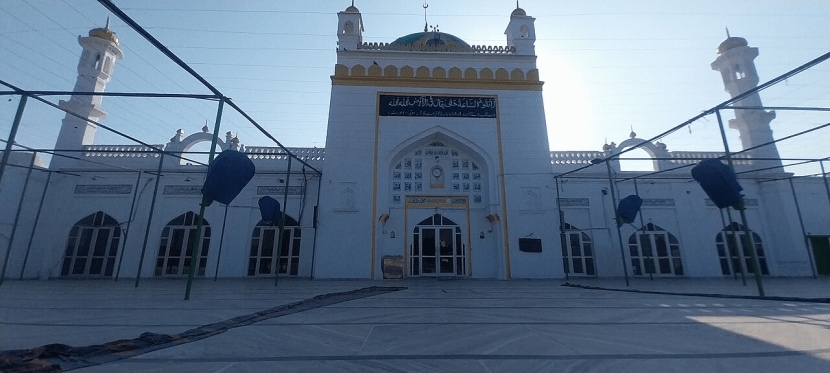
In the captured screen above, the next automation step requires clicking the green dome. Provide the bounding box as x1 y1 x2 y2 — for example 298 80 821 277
391 32 471 49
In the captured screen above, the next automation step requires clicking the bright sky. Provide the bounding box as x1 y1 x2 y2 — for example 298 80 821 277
1 0 828 173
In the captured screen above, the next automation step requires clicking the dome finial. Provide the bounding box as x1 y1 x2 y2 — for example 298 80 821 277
511 2 527 16
629 126 636 139
88 17 119 45
725 27 730 38
423 0 429 32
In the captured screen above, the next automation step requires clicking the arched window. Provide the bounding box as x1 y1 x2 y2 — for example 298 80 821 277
411 214 465 276
561 223 595 276
103 57 113 75
155 212 210 277
628 223 684 276
715 222 769 276
248 215 301 277
61 211 121 277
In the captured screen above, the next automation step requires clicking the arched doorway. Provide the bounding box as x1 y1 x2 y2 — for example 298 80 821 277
716 222 769 276
562 223 596 276
410 213 466 276
61 211 121 277
248 215 301 277
628 223 684 276
155 212 211 277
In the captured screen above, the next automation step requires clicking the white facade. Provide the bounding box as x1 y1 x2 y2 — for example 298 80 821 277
0 6 828 282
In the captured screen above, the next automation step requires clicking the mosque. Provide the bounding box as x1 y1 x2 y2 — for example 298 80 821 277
0 4 827 282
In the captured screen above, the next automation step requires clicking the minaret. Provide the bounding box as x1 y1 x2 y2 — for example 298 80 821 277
52 19 123 169
336 1 363 51
504 2 536 56
710 33 782 172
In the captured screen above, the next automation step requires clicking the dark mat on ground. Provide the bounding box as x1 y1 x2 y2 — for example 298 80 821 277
562 282 830 303
0 286 407 373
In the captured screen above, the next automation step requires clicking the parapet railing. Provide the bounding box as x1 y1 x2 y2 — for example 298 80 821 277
358 42 516 54
668 151 752 165
83 144 163 158
245 146 325 162
550 151 606 165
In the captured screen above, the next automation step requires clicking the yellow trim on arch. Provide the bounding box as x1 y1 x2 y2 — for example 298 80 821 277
370 94 381 280
495 97 512 279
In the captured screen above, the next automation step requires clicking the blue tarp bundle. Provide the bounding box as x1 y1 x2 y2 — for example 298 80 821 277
691 159 743 209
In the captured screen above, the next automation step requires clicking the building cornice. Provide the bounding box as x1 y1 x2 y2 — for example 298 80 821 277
331 64 543 91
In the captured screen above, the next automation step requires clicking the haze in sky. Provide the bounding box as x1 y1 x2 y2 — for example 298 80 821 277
1 1 827 173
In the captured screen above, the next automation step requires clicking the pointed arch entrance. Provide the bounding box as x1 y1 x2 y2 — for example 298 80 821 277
410 213 467 276
562 223 596 277
248 215 301 277
716 222 769 276
388 136 490 208
61 211 121 277
628 223 684 276
155 212 211 277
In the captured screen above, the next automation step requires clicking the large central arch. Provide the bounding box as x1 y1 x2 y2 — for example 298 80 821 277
386 127 493 208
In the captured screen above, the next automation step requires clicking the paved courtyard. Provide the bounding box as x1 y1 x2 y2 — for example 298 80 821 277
1 277 829 372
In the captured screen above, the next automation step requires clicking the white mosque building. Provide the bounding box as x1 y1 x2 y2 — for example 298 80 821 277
0 4 827 282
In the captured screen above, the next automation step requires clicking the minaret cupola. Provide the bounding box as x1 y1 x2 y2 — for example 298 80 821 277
504 2 536 55
337 1 364 51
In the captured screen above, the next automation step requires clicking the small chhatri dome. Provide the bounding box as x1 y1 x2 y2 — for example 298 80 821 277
717 29 747 54
717 36 747 54
512 1 526 16
88 17 119 45
345 0 359 13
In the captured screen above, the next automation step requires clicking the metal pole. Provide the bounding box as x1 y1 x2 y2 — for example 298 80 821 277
788 178 816 278
605 160 630 286
20 171 52 279
717 209 738 281
554 176 569 281
213 204 229 281
633 178 652 280
115 171 143 281
725 208 747 285
0 151 35 285
310 174 322 279
0 95 27 188
184 204 207 300
821 160 830 220
185 99 225 300
737 204 765 297
275 156 292 287
715 109 763 296
135 152 164 287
